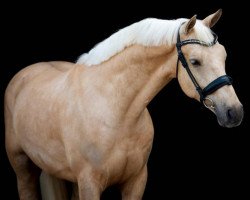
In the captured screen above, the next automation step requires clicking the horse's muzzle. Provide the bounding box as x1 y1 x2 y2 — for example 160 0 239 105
216 104 244 128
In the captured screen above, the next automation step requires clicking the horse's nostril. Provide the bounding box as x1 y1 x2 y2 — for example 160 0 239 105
225 106 243 126
227 109 233 121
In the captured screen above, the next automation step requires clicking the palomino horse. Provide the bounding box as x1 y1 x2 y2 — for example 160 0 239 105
4 9 243 200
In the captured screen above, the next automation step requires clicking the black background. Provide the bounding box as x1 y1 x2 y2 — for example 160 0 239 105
1 1 249 199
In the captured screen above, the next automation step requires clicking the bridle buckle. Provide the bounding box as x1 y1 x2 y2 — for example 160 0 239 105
203 97 215 110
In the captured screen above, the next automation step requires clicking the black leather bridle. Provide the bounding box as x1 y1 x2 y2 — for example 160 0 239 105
176 24 233 108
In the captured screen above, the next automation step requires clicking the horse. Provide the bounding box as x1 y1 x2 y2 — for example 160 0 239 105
4 9 244 200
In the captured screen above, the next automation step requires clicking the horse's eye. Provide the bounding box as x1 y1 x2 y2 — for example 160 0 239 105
190 59 201 66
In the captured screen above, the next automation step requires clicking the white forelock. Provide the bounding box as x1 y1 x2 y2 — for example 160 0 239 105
77 18 214 66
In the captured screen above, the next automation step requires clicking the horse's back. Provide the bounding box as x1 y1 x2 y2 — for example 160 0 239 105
5 61 74 95
5 60 77 135
5 61 75 109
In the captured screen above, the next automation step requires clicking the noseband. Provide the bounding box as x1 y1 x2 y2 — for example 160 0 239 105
176 24 233 108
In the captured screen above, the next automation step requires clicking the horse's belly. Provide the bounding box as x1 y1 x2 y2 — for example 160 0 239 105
19 130 73 178
21 136 75 181
14 108 75 181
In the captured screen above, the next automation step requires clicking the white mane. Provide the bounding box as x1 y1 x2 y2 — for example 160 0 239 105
77 18 214 66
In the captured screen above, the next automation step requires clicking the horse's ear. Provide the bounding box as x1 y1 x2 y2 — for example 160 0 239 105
183 15 197 34
203 9 222 28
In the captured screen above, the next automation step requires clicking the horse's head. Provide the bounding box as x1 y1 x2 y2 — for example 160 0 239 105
177 9 243 128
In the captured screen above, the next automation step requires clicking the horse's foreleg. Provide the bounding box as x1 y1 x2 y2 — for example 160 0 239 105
77 170 101 200
121 166 147 200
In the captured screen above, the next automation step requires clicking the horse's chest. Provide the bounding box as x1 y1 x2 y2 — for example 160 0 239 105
104 128 153 183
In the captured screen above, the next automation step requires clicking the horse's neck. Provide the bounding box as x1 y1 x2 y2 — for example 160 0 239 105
91 44 177 124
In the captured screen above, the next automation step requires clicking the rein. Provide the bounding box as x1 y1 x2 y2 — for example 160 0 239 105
176 24 233 108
